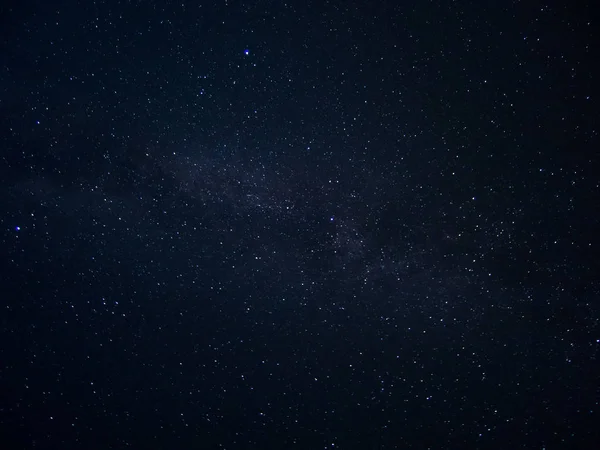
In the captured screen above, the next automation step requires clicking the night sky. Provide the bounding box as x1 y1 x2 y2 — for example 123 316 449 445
1 1 599 449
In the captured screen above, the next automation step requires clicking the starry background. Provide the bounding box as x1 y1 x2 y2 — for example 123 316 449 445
1 0 599 449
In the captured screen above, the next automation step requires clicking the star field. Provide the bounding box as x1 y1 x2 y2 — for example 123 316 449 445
1 1 599 449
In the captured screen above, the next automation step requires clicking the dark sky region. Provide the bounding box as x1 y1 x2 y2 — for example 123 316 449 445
1 0 599 448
